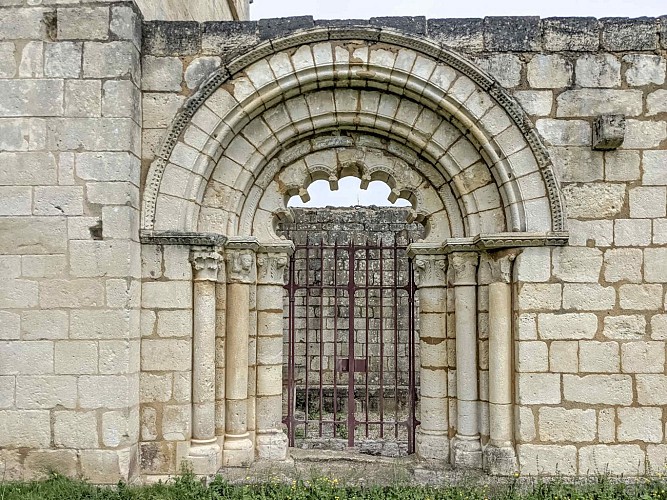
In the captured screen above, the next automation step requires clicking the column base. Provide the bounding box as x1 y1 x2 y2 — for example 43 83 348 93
451 435 482 469
222 434 254 467
483 444 517 476
186 440 222 475
415 427 450 460
256 429 288 460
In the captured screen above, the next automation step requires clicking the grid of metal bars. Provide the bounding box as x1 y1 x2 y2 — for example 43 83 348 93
283 239 418 454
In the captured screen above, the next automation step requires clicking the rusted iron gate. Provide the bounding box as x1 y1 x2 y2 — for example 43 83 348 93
283 239 419 454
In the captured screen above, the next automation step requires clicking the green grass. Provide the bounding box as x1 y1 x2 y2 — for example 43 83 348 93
2 472 667 499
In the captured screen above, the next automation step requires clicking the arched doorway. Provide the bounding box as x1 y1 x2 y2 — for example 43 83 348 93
140 26 567 476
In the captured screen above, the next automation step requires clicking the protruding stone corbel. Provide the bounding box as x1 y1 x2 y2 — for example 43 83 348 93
592 114 625 151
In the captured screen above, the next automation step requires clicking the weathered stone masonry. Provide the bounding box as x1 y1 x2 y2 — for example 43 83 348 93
1 0 667 482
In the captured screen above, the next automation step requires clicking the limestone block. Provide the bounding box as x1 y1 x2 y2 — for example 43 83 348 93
514 247 550 283
623 120 667 150
552 146 604 182
40 279 105 308
518 444 577 475
57 7 109 41
0 42 15 78
162 246 191 281
202 21 259 55
549 341 578 373
54 411 98 448
614 219 651 247
141 407 158 441
647 90 667 116
142 56 183 91
172 372 190 403
140 441 175 474
621 341 665 373
157 310 192 337
44 42 81 79
515 406 536 442
575 54 621 88
553 247 602 283
0 152 56 185
0 119 46 152
516 341 548 372
76 152 140 183
556 89 643 117
604 248 642 283
21 311 67 341
23 450 78 480
111 5 141 49
602 18 658 51
140 373 172 403
637 375 667 405
0 80 64 117
22 255 65 279
65 76 102 116
19 41 43 79
102 80 140 121
563 183 625 219
143 93 185 129
15 375 75 410
69 241 136 278
603 315 646 340
527 55 572 89
619 284 663 310
473 54 521 88
49 118 140 155
645 248 667 283
83 41 139 82
604 150 640 182
100 340 137 375
579 445 645 475
651 315 667 340
563 374 633 405
141 339 191 372
0 279 37 309
538 313 598 340
517 373 561 405
562 284 615 311
79 375 133 409
517 314 537 340
567 220 613 247
513 90 552 116
592 115 626 151
34 186 83 216
617 407 663 443
579 341 620 373
539 407 596 443
0 186 31 216
142 281 192 309
0 7 49 41
648 445 667 471
623 55 666 87
643 151 667 185
102 410 136 448
539 123 591 150
542 17 599 52
655 219 667 245
0 410 50 448
162 404 190 441
80 450 124 484
518 284 561 311
185 56 221 90
0 312 19 341
55 341 97 375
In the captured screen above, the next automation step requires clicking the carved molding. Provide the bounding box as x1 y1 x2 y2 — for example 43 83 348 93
449 252 479 286
140 230 227 247
142 27 565 234
414 255 447 289
190 247 222 282
256 253 289 285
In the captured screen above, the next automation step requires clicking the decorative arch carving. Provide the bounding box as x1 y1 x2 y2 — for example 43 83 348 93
141 26 567 241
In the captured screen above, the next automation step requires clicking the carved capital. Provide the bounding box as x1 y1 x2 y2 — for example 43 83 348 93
449 252 479 286
190 247 222 282
488 251 519 284
226 249 256 284
414 255 447 289
257 252 289 285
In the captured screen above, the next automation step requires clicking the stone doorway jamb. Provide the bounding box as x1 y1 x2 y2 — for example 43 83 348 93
407 242 449 461
223 237 260 467
255 241 294 460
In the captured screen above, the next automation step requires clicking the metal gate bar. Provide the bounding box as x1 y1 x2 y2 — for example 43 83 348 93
283 238 419 454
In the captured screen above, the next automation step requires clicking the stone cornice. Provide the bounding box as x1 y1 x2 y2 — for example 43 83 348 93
444 232 569 253
258 241 295 256
140 230 227 248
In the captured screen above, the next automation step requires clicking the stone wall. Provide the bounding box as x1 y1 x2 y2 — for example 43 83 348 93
0 0 143 483
1 1 667 481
